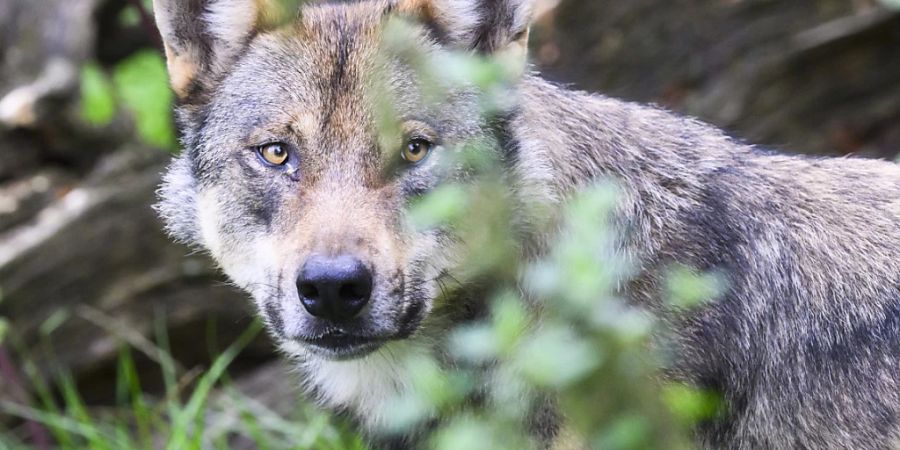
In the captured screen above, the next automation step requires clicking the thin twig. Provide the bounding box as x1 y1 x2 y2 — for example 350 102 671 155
0 345 52 450
76 304 184 372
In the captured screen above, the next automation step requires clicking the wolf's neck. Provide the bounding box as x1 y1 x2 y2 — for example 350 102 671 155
509 75 744 260
515 75 740 194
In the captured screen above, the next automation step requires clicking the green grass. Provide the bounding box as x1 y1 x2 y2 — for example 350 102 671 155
0 321 364 450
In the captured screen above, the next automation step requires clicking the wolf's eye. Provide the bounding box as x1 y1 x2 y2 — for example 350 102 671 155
402 138 433 164
258 143 289 166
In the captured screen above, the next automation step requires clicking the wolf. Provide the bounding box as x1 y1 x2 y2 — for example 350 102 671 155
151 0 900 448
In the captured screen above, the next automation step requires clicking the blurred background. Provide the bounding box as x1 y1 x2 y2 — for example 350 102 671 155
1 0 898 447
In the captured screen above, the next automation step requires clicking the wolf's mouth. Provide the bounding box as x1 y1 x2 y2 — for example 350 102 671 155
299 331 386 360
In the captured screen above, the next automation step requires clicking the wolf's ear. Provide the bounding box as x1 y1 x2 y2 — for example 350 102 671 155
396 0 534 58
153 0 277 100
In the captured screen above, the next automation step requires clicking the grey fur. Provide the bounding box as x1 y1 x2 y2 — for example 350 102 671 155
153 0 900 448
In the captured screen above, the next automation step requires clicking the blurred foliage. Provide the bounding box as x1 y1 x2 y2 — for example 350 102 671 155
79 63 117 126
119 0 154 27
79 50 176 151
665 266 725 310
113 51 177 150
117 7 142 28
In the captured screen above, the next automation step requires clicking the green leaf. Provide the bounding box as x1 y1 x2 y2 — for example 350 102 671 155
118 6 141 27
665 266 726 309
491 292 529 353
593 415 651 450
515 326 602 388
40 309 70 336
431 417 496 450
80 63 117 126
378 393 433 435
662 383 723 424
113 50 177 150
449 324 498 363
406 184 469 230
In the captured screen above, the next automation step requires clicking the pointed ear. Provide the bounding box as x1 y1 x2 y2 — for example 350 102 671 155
396 0 534 58
153 0 279 100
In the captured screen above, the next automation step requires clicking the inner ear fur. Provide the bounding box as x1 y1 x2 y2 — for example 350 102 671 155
394 0 534 55
153 0 291 100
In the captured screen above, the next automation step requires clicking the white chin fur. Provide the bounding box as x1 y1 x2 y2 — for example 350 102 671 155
280 339 430 431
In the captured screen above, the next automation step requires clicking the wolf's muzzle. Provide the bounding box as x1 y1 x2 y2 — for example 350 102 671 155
296 254 373 322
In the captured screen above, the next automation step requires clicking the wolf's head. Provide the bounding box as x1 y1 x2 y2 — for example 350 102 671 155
153 0 534 362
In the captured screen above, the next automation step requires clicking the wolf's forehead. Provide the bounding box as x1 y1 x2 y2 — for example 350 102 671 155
207 7 393 142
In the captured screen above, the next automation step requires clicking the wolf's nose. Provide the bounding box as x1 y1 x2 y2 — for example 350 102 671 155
297 255 373 321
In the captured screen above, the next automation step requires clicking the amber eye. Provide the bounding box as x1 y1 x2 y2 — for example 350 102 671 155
402 138 433 163
258 143 289 166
